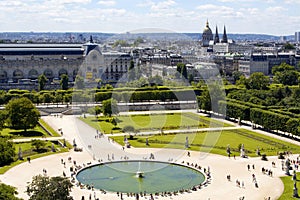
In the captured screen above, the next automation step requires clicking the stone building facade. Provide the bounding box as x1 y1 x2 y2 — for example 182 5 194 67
0 39 132 86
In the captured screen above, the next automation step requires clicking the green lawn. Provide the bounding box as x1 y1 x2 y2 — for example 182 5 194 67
0 118 71 174
0 141 69 174
112 129 300 157
0 119 60 138
39 119 61 137
80 112 233 134
278 173 300 200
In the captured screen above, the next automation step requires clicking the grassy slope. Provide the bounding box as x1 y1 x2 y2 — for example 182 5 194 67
79 112 233 134
278 173 300 200
112 129 300 157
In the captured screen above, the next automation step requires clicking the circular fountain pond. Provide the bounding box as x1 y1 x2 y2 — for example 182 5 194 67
76 161 206 194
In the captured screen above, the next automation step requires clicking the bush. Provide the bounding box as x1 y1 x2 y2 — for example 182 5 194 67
123 125 135 133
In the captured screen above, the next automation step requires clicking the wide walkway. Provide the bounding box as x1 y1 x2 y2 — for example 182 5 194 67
0 113 299 200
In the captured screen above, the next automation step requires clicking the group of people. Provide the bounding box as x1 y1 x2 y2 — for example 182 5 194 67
247 164 255 171
261 167 273 177
235 179 245 188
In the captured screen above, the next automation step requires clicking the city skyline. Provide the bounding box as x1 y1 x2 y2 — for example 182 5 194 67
0 0 300 36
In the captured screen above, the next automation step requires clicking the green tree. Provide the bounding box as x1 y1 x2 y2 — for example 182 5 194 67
247 72 270 90
0 138 16 166
232 71 244 82
75 75 84 89
274 70 299 85
236 75 248 87
95 106 102 116
0 183 22 200
197 89 211 111
31 140 47 151
40 93 54 104
26 175 73 200
0 110 7 131
5 98 40 131
54 93 63 105
290 87 300 106
38 74 48 91
60 74 69 90
102 98 119 117
272 63 295 74
198 81 226 113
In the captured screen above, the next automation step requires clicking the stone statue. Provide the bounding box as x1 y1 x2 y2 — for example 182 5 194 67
18 147 23 160
240 144 245 158
294 180 299 197
185 136 189 148
226 144 231 156
256 147 261 156
51 143 55 152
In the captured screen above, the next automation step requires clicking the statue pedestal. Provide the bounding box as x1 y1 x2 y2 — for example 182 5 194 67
293 188 299 197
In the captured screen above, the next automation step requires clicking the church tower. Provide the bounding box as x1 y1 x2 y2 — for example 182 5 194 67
201 20 213 47
221 25 228 43
214 26 220 44
202 20 214 47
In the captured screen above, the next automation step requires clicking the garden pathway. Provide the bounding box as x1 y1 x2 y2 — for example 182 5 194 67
1 112 298 200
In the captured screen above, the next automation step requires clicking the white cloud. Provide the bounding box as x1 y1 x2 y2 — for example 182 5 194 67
151 0 176 11
0 0 298 35
98 0 116 7
217 0 257 2
49 0 91 4
284 0 300 4
0 0 25 6
196 4 239 18
265 6 286 13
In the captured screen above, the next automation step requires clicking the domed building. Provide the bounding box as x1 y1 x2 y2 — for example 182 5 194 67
201 20 213 47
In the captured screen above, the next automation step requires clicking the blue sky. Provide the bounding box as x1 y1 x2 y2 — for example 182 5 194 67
0 0 299 35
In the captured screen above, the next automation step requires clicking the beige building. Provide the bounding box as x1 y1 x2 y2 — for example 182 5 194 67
239 59 269 77
0 39 131 86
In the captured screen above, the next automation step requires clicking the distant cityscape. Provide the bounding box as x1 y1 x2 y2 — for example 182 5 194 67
0 32 296 44
0 20 300 90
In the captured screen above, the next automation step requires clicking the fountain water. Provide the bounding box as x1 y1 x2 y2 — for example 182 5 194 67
136 161 144 178
76 161 206 194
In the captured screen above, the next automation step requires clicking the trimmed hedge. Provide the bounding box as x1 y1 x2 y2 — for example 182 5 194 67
250 108 290 132
218 100 250 121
